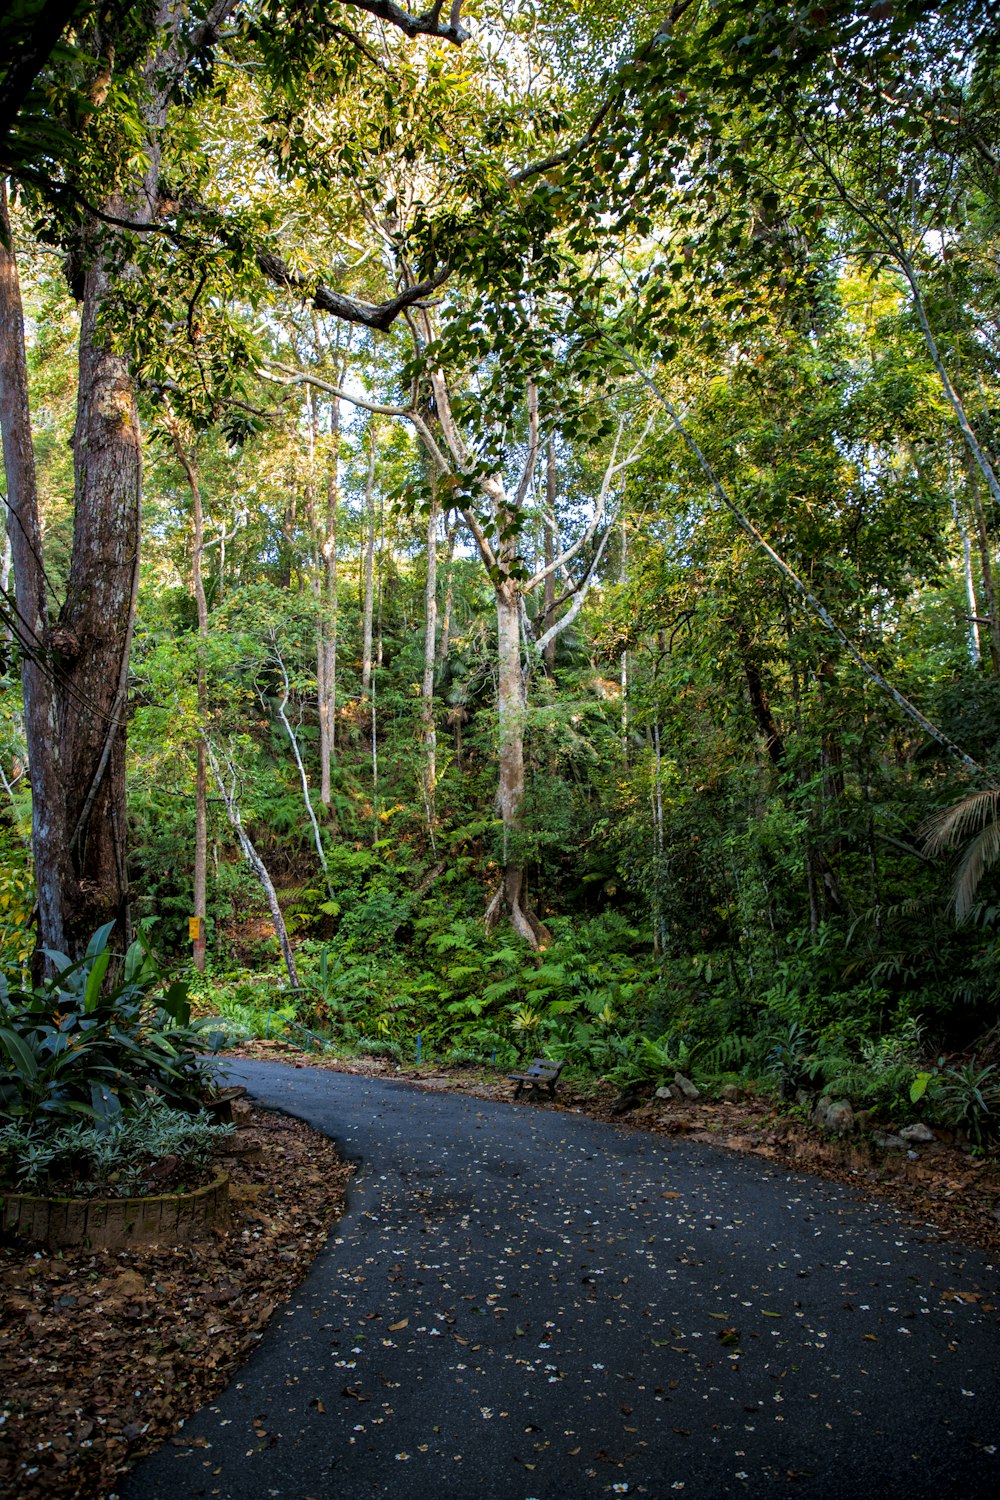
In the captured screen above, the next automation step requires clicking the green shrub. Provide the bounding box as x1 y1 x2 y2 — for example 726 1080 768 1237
350 1036 402 1062
0 924 220 1128
0 1097 231 1196
933 1060 1000 1147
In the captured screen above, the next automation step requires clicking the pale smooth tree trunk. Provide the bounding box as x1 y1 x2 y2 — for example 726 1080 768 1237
543 439 557 674
963 451 1000 675
268 644 330 896
951 489 981 669
420 497 439 847
205 738 299 989
361 428 377 696
484 577 549 946
318 411 339 804
375 488 385 671
436 516 457 665
169 422 209 971
619 508 628 760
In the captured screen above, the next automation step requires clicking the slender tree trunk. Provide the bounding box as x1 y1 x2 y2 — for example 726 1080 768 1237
0 183 71 960
952 490 981 668
205 738 298 988
169 422 208 971
543 439 558 674
436 516 457 665
269 647 330 896
649 716 667 958
963 451 1000 674
421 496 439 847
619 508 628 761
0 529 11 634
361 429 377 696
735 620 785 766
375 489 385 671
898 252 1000 512
318 398 339 804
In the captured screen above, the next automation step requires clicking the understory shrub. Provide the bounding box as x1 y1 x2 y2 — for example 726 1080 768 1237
0 1097 231 1196
0 925 221 1127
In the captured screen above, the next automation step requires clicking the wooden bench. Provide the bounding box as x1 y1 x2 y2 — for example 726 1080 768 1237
507 1057 564 1099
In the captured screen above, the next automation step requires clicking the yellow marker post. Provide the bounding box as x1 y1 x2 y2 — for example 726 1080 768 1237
189 916 206 972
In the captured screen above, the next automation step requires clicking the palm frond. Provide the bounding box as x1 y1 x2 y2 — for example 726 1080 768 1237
954 821 1000 922
921 787 1000 856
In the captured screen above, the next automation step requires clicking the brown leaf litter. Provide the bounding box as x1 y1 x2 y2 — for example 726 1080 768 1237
0 1106 352 1500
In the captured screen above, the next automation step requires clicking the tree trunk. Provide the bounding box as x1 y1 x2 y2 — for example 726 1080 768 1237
619 508 628 762
57 228 144 953
269 644 330 897
0 183 72 960
964 451 1000 674
735 619 785 766
318 406 339 805
543 439 557 674
169 422 208 972
421 496 439 846
0 0 233 958
952 490 981 668
205 738 299 989
484 578 549 947
361 428 377 696
436 516 457 665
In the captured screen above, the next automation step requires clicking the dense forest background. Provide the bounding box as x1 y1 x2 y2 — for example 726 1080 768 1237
2 0 1000 1119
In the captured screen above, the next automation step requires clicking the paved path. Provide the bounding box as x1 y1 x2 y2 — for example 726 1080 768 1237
124 1061 1000 1499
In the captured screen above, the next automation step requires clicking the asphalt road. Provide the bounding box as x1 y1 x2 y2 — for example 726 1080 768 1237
123 1061 1000 1500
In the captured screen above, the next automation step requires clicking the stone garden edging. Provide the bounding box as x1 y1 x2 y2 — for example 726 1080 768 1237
0 1169 230 1250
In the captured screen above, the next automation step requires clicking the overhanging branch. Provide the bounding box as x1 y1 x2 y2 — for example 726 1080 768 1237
258 251 450 331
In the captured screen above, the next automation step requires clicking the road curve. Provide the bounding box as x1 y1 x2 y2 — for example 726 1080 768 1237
123 1060 1000 1500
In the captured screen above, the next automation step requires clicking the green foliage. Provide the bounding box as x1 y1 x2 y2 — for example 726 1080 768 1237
7 0 999 1136
0 1097 231 1196
933 1060 1000 1148
0 928 220 1128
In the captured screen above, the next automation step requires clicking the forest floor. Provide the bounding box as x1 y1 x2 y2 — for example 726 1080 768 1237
227 1038 1000 1258
0 1105 353 1500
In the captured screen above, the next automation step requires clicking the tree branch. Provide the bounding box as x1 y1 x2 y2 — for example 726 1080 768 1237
258 250 450 330
344 0 468 44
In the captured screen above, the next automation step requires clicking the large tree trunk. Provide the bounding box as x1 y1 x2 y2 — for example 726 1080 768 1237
57 221 143 954
1 1 236 959
2 185 143 957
